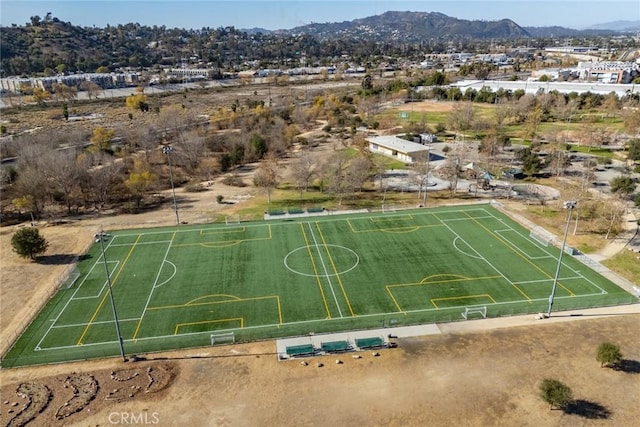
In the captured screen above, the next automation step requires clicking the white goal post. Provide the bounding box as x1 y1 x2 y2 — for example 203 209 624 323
381 204 397 213
461 306 487 320
529 226 555 247
225 215 240 225
210 332 235 345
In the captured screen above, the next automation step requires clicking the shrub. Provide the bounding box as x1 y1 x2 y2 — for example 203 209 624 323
596 342 622 368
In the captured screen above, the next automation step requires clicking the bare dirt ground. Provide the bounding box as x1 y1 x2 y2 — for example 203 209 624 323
1 98 639 426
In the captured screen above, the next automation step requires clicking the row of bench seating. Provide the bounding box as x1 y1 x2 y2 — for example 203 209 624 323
267 207 326 216
285 337 386 358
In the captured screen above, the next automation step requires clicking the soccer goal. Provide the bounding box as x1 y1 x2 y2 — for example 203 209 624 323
529 226 555 247
461 306 487 320
381 204 397 213
59 265 81 290
225 214 240 225
210 332 235 345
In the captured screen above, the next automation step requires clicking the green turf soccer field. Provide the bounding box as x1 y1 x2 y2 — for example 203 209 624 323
3 204 636 367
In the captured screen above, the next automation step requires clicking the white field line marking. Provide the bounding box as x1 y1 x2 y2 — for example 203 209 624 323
50 317 141 329
484 210 608 295
36 291 613 352
307 222 343 318
109 240 173 247
36 235 119 350
132 232 175 341
71 261 119 300
437 217 526 298
494 229 554 260
516 276 583 285
154 261 177 288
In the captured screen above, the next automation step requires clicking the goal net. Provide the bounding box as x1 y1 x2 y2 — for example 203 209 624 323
529 226 555 247
59 265 81 290
210 332 235 345
381 204 397 213
461 306 487 320
225 215 240 225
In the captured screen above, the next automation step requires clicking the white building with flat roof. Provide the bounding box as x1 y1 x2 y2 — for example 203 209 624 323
367 135 429 163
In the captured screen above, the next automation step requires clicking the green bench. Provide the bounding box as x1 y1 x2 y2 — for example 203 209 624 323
321 340 350 353
355 337 385 349
285 344 315 357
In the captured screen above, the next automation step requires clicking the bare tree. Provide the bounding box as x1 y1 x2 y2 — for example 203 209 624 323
601 198 627 240
346 155 372 193
546 145 571 177
52 83 77 103
45 149 81 213
253 153 280 204
79 81 102 100
447 102 475 140
79 152 123 210
175 129 207 173
121 125 157 162
290 147 317 197
322 150 349 205
411 151 431 202
440 153 461 196
13 138 58 216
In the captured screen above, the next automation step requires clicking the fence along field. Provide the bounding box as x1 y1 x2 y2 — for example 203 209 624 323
2 204 635 367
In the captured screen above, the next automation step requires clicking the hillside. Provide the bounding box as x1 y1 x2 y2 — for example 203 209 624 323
281 11 530 41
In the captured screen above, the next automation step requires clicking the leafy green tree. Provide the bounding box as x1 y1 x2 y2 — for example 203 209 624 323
635 193 640 208
361 74 373 93
627 139 640 162
596 342 623 368
539 378 573 410
249 134 267 160
610 175 636 198
519 148 542 176
11 227 49 260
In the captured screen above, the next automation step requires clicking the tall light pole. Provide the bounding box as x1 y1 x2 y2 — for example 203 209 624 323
98 231 126 361
422 150 430 208
162 145 180 224
547 200 577 317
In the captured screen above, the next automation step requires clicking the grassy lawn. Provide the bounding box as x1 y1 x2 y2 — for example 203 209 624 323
602 250 640 284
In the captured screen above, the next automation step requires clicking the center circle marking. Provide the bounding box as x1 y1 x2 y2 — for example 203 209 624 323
284 245 360 277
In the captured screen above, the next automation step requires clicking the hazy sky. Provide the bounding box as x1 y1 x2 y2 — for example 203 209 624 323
1 0 638 30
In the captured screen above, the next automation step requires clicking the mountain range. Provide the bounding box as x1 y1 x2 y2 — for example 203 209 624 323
261 11 638 39
585 20 640 32
276 11 529 41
